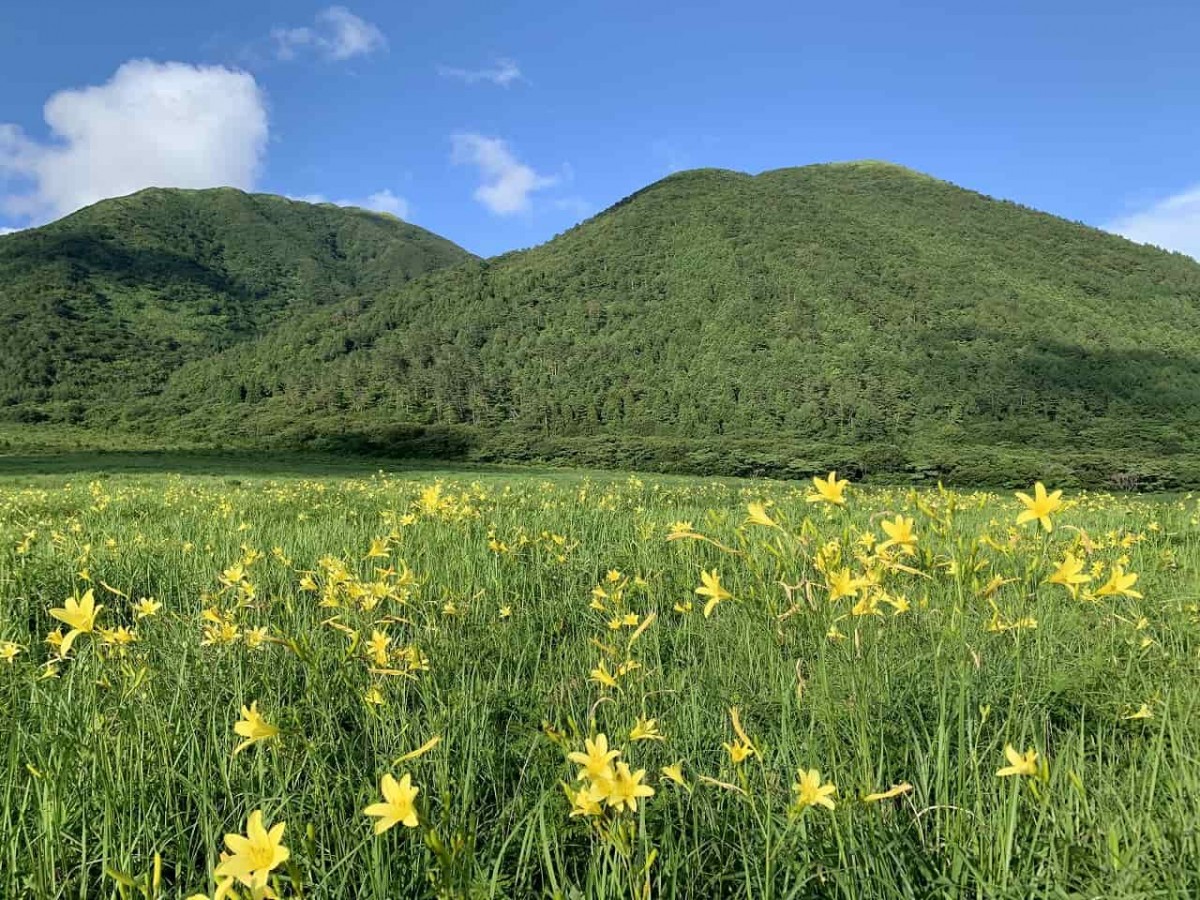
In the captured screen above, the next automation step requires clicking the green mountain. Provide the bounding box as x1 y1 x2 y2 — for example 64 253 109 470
0 187 473 422
8 163 1200 485
150 162 1200 485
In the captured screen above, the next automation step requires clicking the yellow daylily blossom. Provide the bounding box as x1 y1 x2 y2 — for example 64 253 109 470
568 734 620 782
1094 564 1143 599
219 563 246 587
806 471 848 506
884 593 911 615
99 625 136 648
629 717 665 742
589 659 619 688
0 641 23 664
725 741 755 764
660 761 687 787
792 768 837 810
851 593 882 617
724 706 757 763
826 567 865 602
366 629 391 668
364 773 420 832
1046 552 1090 597
667 521 696 538
49 589 102 656
878 516 917 553
745 502 779 528
233 702 280 756
1015 482 1063 532
214 810 289 893
695 569 732 618
604 762 654 813
565 782 604 817
996 744 1039 777
364 687 385 706
133 597 162 618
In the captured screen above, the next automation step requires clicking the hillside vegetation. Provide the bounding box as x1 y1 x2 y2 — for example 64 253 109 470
159 163 1200 485
0 188 473 422
6 163 1200 484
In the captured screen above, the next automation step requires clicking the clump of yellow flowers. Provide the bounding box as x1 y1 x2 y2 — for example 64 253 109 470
564 733 655 819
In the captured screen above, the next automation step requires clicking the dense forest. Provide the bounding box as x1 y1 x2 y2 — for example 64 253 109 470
5 162 1200 485
0 187 472 421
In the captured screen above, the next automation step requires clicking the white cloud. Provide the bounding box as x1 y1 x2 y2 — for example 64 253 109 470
273 6 386 61
1105 185 1200 260
291 189 410 220
0 226 20 235
0 60 267 223
438 58 522 87
451 133 557 216
359 189 408 218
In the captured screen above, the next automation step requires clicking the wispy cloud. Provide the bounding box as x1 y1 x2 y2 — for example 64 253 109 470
438 58 523 87
451 133 557 215
291 189 410 219
0 60 267 224
358 189 408 218
1105 185 1200 260
272 6 386 62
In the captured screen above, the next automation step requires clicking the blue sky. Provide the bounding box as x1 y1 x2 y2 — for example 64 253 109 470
1 0 1198 257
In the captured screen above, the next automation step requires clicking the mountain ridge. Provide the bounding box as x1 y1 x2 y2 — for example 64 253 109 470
0 186 474 422
150 162 1200 485
6 163 1200 485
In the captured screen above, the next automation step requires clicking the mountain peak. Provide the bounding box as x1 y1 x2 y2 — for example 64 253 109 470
0 186 473 423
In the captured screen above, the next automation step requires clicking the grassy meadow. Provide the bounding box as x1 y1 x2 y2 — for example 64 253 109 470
1 462 1198 898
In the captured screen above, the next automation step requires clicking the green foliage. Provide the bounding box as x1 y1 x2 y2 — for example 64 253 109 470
0 187 473 420
8 163 1200 483
154 163 1200 480
1 470 1197 897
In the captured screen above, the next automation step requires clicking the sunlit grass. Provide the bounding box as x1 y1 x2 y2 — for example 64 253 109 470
1 469 1198 897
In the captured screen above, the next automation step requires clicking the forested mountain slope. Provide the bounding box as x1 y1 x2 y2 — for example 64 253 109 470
155 162 1200 483
0 188 473 421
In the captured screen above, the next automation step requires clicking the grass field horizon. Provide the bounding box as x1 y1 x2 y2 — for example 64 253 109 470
2 463 1197 898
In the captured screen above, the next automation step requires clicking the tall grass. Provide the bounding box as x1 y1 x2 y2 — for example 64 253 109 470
1 469 1197 897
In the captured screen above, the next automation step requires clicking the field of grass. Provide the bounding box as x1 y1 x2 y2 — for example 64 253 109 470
1 463 1198 898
